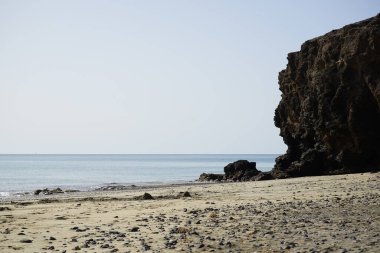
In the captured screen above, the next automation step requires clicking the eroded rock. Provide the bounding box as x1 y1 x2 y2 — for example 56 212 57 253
273 14 380 177
224 160 260 181
198 173 225 182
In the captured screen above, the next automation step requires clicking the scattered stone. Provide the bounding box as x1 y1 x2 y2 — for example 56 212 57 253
100 244 110 248
142 243 151 251
172 226 189 234
142 193 154 200
166 239 177 248
34 188 64 195
130 227 139 232
84 238 96 245
20 239 33 243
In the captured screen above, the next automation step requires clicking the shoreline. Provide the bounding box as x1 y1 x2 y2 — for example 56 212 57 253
1 172 379 252
1 171 378 203
0 179 204 198
0 180 224 203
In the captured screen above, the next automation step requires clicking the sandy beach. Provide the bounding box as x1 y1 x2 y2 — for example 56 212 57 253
0 172 379 253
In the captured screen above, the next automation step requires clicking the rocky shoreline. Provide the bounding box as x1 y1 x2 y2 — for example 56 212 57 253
1 172 379 252
199 14 380 184
0 181 222 204
1 12 379 253
198 160 273 182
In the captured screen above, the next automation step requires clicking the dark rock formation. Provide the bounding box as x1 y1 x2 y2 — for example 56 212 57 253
224 160 260 181
34 189 42 195
273 14 380 177
199 160 269 182
198 173 225 182
252 172 273 181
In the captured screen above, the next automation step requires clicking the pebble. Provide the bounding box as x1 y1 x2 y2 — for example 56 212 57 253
142 243 151 251
130 227 140 232
100 243 110 248
20 239 33 243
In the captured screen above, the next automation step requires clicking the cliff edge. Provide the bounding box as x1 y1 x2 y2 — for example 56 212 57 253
273 14 380 178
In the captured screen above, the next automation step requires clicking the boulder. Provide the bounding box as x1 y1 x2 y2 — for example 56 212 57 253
273 14 380 177
224 160 260 181
34 189 42 195
198 173 225 182
142 192 154 200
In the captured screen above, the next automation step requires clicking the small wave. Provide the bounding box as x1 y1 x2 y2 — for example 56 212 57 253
0 192 10 197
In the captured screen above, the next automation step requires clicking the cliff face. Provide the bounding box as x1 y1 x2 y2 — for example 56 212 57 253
273 14 380 177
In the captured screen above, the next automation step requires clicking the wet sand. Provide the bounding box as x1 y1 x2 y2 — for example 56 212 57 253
0 172 379 252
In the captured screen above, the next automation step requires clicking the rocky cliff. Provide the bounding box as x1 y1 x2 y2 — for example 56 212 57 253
273 14 380 177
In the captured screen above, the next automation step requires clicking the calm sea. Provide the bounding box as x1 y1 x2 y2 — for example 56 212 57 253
0 154 277 196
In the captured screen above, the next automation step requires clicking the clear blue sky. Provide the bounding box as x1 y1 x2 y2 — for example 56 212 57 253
0 1 378 154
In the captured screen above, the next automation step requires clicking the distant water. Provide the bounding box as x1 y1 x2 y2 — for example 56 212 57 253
0 154 277 196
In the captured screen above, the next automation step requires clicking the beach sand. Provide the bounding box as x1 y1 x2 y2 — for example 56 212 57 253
0 172 379 253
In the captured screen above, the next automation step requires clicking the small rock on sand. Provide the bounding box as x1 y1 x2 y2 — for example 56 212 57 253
130 227 140 232
20 239 33 243
142 193 154 200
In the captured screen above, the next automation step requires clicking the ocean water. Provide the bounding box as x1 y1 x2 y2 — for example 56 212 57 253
0 154 277 196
